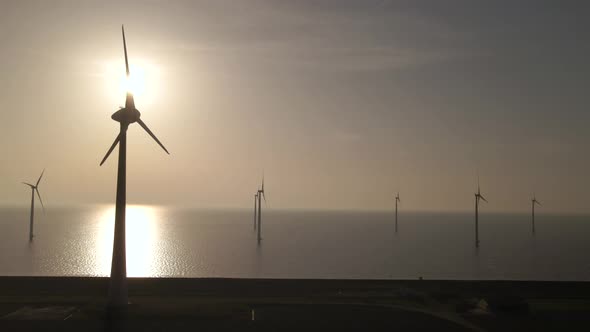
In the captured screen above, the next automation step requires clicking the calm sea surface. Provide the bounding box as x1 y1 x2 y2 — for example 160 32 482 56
0 205 588 280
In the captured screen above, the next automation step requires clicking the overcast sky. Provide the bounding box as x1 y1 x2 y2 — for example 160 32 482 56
0 0 589 212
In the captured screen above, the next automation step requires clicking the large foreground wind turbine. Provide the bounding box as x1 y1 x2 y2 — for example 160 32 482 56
100 26 169 307
474 178 487 248
394 192 400 233
22 169 45 241
531 194 541 234
256 176 266 243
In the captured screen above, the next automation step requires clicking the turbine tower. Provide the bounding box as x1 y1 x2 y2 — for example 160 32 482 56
394 192 400 233
100 25 169 307
256 176 266 243
531 194 541 234
253 192 258 230
22 169 45 241
474 178 487 248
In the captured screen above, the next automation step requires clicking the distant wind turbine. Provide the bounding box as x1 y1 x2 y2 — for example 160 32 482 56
394 192 400 233
256 175 267 243
22 169 45 241
531 194 541 234
253 192 258 230
474 177 487 248
99 25 169 307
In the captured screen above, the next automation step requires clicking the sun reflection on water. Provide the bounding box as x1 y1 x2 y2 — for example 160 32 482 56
97 205 160 277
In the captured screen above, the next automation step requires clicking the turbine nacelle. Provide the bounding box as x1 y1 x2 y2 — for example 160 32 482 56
111 107 141 125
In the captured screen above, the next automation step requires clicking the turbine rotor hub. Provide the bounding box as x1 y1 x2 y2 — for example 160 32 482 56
111 107 141 125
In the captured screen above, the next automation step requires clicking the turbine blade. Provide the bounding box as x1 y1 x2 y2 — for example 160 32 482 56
263 192 267 206
36 188 45 213
35 169 45 187
137 119 170 154
125 92 135 110
100 134 121 166
121 26 136 109
480 195 488 203
122 25 129 77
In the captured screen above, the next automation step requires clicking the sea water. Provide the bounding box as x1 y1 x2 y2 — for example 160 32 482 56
0 205 588 280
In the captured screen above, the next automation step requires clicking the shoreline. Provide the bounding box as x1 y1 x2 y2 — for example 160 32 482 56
1 276 589 297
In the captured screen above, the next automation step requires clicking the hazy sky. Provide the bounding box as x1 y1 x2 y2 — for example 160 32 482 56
1 0 589 212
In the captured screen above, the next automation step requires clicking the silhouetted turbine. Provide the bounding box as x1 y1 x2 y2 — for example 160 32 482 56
22 169 45 241
531 194 541 234
474 177 487 248
257 175 267 243
99 26 169 307
253 192 258 230
394 192 400 233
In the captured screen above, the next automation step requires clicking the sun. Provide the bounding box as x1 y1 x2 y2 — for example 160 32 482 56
120 64 147 97
103 59 161 107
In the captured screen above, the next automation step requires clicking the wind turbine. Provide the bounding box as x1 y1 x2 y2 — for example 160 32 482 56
253 192 258 230
474 177 487 248
99 25 169 307
394 192 400 233
531 194 541 234
256 176 266 243
22 169 45 241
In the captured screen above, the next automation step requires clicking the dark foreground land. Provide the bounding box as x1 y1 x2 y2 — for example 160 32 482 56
1 277 590 331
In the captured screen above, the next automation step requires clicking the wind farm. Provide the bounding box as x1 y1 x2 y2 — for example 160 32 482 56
1 1 590 330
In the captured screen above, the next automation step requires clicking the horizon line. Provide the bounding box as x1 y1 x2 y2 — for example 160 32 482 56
0 203 587 216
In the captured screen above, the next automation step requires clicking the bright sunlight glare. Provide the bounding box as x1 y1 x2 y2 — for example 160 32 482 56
102 59 162 107
121 65 146 96
97 205 161 277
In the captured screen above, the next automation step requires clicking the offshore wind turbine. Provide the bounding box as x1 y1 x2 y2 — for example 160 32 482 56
531 194 541 234
394 192 400 233
474 178 487 248
22 169 45 241
256 176 266 243
253 192 258 230
99 25 169 307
